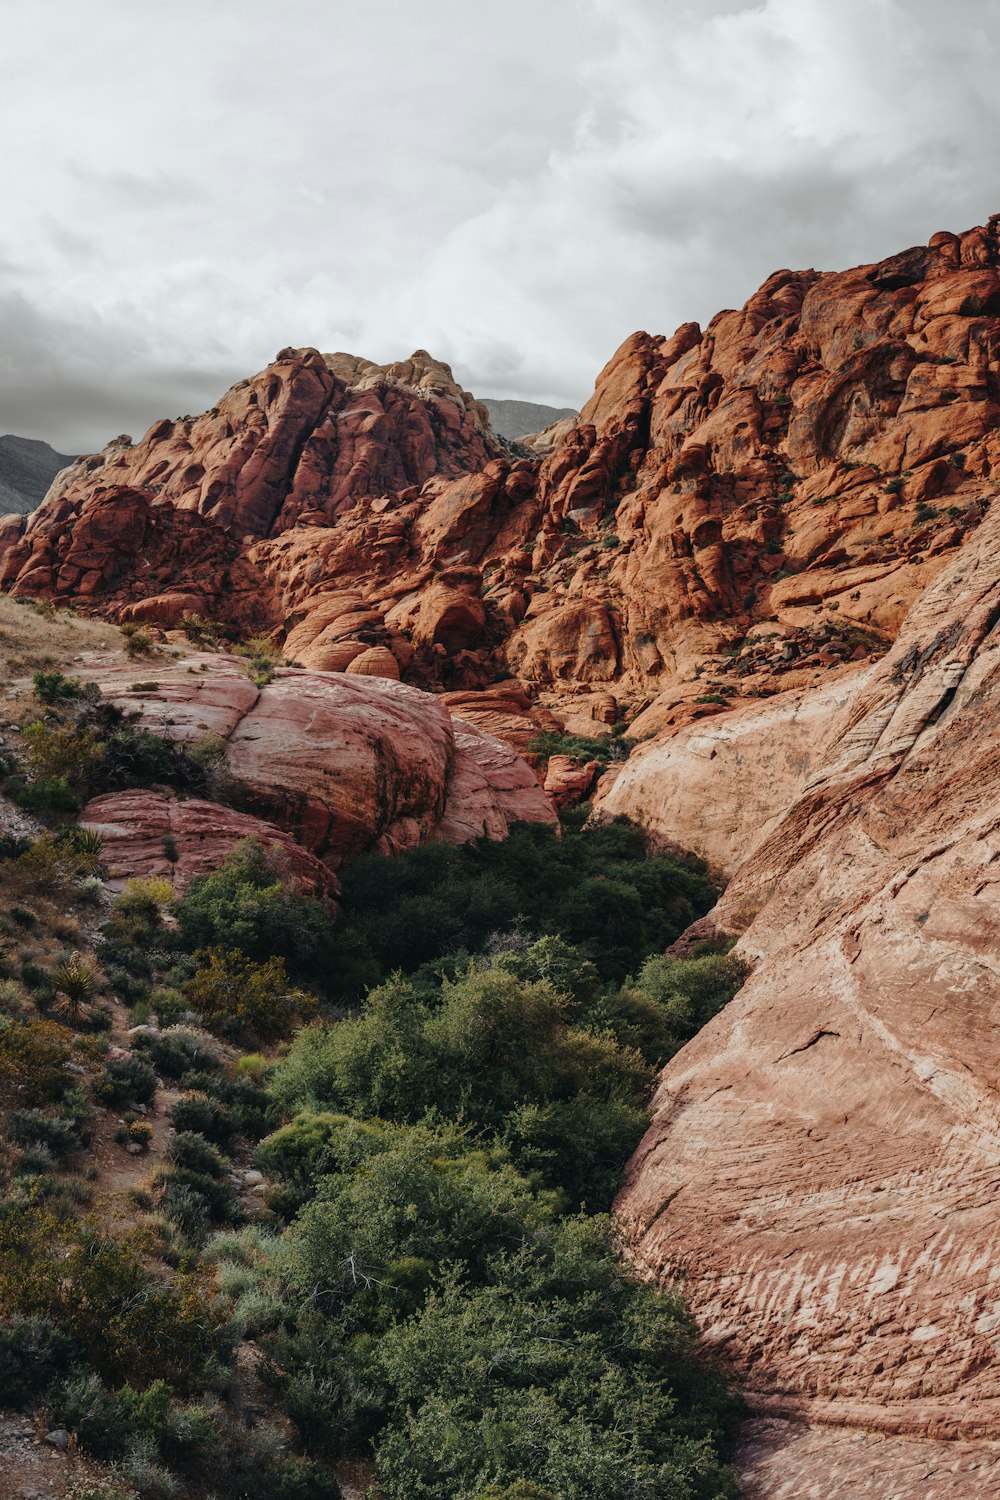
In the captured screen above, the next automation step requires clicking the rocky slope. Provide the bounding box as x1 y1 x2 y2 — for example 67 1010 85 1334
0 433 74 514
609 485 1000 1489
3 219 1000 735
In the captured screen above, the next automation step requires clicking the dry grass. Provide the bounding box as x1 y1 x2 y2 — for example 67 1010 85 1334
0 595 134 723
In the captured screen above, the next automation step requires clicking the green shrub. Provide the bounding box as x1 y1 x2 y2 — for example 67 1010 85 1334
95 1055 157 1106
373 1218 738 1500
184 948 317 1043
334 816 715 989
0 1014 76 1104
525 730 628 766
7 1109 81 1156
0 1209 222 1389
0 1315 75 1406
174 840 335 982
32 669 82 704
168 1130 227 1177
170 1092 235 1146
144 1025 221 1079
270 965 650 1207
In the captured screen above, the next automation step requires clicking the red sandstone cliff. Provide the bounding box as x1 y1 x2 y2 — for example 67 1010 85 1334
4 220 1000 732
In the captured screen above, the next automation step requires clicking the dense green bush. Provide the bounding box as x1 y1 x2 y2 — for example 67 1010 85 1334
374 1218 737 1500
170 1091 235 1146
270 964 650 1208
32 669 82 704
174 840 335 983
95 1055 157 1106
185 946 317 1043
0 1315 75 1406
525 728 630 765
333 815 715 987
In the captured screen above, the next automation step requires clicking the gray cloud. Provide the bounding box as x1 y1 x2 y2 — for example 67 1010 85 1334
2 0 1000 451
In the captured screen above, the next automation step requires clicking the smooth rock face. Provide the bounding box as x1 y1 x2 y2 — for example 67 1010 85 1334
615 502 1000 1456
80 790 340 899
82 655 554 864
596 669 868 877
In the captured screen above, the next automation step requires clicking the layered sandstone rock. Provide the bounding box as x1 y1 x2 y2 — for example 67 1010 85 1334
81 790 340 899
613 499 1000 1465
4 220 999 747
78 655 554 864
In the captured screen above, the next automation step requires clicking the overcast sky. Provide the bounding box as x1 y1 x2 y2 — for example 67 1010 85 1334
3 0 1000 453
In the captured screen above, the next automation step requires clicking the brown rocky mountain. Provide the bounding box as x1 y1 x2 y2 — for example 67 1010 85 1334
6 216 1000 1493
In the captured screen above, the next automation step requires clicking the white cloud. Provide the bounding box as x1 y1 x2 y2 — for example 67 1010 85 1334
1 0 999 450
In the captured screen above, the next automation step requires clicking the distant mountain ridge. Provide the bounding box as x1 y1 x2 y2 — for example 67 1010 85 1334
481 397 577 440
0 434 75 515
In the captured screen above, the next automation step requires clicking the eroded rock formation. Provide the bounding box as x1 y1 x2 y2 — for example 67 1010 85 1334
4 220 1000 738
81 790 341 899
77 653 555 864
612 493 1000 1480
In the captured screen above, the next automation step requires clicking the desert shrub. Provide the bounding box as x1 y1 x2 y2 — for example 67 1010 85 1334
170 1092 235 1146
120 620 156 657
626 951 749 1048
115 1118 153 1151
0 1315 75 1406
168 1130 226 1177
32 669 82 704
21 720 105 791
6 829 104 896
184 948 317 1043
334 815 715 988
270 966 650 1208
0 1014 76 1104
95 1055 157 1106
158 1164 239 1237
144 1024 221 1079
7 1109 80 1156
181 1071 271 1139
0 1209 222 1389
174 840 335 983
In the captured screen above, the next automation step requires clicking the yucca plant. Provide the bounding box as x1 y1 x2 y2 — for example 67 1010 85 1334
52 952 100 1024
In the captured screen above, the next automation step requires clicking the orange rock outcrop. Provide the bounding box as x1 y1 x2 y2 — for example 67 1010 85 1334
4 220 1000 736
75 653 555 864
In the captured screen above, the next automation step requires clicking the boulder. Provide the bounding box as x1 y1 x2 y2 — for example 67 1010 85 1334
80 789 340 900
79 655 555 865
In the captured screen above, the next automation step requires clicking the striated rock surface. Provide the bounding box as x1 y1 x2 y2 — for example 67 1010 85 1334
614 500 1000 1468
81 789 341 899
79 655 554 865
596 668 868 877
736 1419 1000 1499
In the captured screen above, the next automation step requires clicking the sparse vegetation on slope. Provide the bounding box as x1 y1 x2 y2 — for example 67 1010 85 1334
0 598 745 1498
